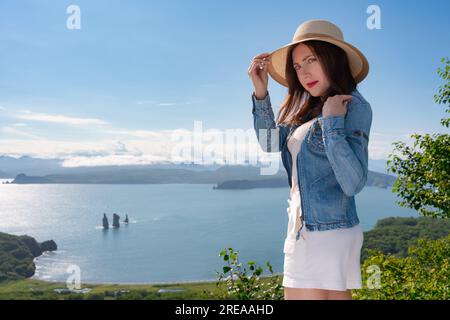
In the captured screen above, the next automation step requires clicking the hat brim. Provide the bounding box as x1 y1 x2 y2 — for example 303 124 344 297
267 36 369 87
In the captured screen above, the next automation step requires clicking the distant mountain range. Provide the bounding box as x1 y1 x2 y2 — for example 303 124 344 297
7 165 286 184
1 155 396 189
0 155 223 178
7 164 397 190
0 156 63 177
214 170 396 190
0 170 9 178
0 155 392 178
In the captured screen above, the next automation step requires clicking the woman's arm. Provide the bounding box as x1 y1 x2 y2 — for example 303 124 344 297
318 101 372 196
251 91 289 153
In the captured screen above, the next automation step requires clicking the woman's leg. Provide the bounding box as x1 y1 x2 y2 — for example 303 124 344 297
284 287 328 300
284 288 353 300
326 289 352 300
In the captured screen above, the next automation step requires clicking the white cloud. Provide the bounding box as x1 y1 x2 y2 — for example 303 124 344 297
61 154 168 167
103 128 192 139
15 111 107 126
134 100 194 107
0 132 272 167
369 131 418 160
135 100 156 106
0 121 421 168
0 106 5 111
12 123 27 127
158 102 176 106
103 129 166 139
0 126 41 139
0 139 141 159
135 100 177 107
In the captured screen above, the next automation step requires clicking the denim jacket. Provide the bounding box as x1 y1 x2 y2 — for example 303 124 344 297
251 88 372 233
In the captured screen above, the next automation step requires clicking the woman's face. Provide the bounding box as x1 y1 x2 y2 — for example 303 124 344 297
292 43 330 97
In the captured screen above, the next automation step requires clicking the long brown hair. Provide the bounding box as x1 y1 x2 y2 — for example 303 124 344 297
276 40 357 126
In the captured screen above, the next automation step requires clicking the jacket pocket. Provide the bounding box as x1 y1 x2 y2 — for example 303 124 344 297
306 120 325 153
309 171 348 224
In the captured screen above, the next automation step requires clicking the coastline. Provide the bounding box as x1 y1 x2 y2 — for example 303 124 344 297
31 272 284 286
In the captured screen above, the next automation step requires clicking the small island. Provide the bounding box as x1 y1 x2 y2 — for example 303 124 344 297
10 173 52 184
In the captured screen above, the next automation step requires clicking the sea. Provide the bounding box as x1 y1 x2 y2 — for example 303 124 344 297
0 179 418 284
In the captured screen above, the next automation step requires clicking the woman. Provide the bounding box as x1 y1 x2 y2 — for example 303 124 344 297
247 20 372 300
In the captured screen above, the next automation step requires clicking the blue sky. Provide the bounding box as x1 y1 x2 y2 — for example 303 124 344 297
0 0 449 167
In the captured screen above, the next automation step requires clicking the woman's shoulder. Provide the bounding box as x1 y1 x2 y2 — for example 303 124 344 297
347 89 373 129
350 88 370 106
349 88 372 117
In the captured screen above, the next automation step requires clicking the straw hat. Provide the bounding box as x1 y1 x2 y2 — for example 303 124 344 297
267 19 369 87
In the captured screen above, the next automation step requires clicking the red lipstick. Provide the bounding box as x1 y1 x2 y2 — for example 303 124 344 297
306 81 319 88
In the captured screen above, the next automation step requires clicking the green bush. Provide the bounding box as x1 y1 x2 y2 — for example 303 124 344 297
86 293 105 300
387 57 450 218
204 247 283 300
354 234 449 300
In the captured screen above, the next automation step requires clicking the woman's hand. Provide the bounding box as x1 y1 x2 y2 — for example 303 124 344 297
248 52 271 100
322 95 353 117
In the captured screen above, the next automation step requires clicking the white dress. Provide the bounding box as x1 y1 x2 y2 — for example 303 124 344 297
282 117 364 291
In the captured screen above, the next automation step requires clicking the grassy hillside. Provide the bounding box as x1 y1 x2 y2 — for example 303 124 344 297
0 278 223 300
361 216 450 261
